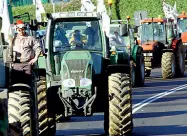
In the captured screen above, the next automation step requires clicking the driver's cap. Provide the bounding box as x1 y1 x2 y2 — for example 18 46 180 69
16 20 25 29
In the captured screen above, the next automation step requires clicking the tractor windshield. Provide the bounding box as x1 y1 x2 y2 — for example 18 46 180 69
53 20 102 52
140 22 165 44
177 18 187 33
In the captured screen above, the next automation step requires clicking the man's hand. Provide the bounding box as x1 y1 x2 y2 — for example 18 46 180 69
28 58 37 65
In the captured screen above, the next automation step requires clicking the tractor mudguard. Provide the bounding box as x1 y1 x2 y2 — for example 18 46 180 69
131 44 138 61
9 83 31 92
162 49 174 53
132 45 143 62
107 64 130 75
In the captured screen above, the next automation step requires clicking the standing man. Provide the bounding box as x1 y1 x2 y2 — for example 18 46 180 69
11 20 41 83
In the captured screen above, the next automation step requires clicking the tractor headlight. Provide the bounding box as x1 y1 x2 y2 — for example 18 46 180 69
63 79 75 87
80 78 92 86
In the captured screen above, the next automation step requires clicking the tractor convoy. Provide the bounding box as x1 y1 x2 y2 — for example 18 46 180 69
0 0 186 136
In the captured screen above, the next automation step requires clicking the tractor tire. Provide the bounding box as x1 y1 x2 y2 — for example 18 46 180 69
135 53 145 86
176 45 185 77
37 76 56 136
8 90 31 136
145 69 151 77
107 73 133 136
130 61 136 87
161 52 176 79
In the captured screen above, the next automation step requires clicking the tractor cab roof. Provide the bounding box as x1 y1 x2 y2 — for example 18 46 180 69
51 11 101 20
141 18 174 23
178 11 187 19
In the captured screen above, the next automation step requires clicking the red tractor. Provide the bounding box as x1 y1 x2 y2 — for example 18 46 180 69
139 16 185 78
177 11 187 60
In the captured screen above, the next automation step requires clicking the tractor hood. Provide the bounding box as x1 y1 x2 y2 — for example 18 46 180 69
141 41 158 51
61 51 93 87
63 51 92 60
181 32 187 43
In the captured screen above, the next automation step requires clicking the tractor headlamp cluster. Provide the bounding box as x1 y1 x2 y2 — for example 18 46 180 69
80 78 92 86
52 11 99 18
62 78 92 87
63 79 75 87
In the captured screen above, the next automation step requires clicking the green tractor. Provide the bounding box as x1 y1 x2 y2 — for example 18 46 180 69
109 19 145 87
37 11 133 136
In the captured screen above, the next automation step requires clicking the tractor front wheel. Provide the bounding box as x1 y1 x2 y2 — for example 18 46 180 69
105 73 133 136
161 52 176 79
8 90 31 136
37 76 56 136
135 53 145 86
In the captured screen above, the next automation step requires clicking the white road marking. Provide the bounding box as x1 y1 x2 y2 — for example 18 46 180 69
132 84 187 114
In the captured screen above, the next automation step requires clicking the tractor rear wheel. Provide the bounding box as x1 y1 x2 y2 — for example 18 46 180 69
106 73 133 136
145 69 151 77
176 45 185 77
135 53 145 86
161 52 176 79
8 90 31 136
37 76 56 136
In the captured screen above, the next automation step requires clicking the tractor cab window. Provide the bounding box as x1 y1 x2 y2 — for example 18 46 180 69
177 18 187 33
140 22 165 44
166 22 174 44
109 26 128 51
53 20 102 53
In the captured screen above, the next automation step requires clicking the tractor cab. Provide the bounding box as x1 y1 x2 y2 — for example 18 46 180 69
109 19 135 51
140 17 176 48
45 11 106 78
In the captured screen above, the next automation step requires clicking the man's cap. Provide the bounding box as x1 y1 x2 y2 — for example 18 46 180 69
15 20 25 29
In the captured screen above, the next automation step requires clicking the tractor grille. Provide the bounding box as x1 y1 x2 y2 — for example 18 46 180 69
66 59 88 86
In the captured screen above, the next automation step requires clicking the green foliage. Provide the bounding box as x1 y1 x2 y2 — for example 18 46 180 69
12 0 81 22
12 0 187 24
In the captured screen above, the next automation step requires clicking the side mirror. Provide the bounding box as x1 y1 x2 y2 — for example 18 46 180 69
45 48 48 53
46 13 52 19
179 33 181 38
0 17 2 31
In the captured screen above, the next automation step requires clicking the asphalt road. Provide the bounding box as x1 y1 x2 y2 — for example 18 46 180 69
55 68 187 136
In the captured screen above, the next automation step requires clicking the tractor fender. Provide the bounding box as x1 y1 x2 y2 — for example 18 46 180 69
131 45 138 61
162 49 174 53
131 45 143 62
9 83 31 92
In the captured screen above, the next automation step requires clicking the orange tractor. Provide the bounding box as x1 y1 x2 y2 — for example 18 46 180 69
139 16 185 78
177 11 187 59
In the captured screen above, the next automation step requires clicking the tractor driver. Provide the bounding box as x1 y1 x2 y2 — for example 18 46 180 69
113 31 126 46
11 20 42 83
69 30 87 47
